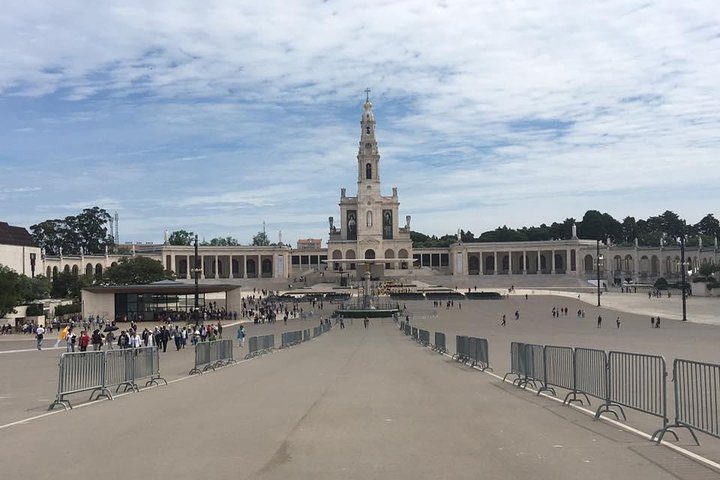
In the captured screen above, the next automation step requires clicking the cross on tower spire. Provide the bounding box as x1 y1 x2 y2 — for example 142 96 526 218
365 88 371 102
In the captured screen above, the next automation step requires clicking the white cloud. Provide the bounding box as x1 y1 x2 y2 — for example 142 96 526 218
0 0 719 243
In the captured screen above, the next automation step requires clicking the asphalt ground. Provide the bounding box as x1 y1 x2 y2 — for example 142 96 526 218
3 318 719 480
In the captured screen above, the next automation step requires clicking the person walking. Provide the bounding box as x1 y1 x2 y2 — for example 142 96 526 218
217 322 223 339
91 329 103 351
651 317 655 328
35 324 45 350
655 316 661 328
237 325 246 348
616 317 621 329
597 315 602 328
514 310 519 320
79 330 90 352
105 330 115 349
501 314 506 326
363 317 369 329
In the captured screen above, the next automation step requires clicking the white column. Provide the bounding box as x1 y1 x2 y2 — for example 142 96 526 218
493 251 498 275
200 256 205 279
522 251 527 274
258 254 261 277
229 255 234 278
566 248 571 273
214 255 218 278
551 250 556 274
537 251 541 274
507 251 512 274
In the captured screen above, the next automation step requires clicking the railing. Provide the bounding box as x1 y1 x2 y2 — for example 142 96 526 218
245 334 275 359
49 347 166 410
189 340 235 375
432 331 447 354
281 330 303 348
656 359 720 445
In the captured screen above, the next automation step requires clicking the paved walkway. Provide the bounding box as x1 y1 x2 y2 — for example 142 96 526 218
2 319 715 479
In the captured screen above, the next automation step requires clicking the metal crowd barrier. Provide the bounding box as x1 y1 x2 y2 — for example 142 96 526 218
313 326 322 337
411 327 418 340
404 323 411 336
281 330 303 348
245 334 275 359
432 331 447 354
595 351 671 440
503 342 525 383
322 323 330 333
468 337 491 371
49 347 166 410
303 329 311 342
189 340 235 374
570 347 607 405
541 345 575 400
454 335 470 362
656 359 720 445
518 344 544 389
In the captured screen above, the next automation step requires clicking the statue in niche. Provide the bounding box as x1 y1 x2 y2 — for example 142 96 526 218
366 211 373 228
347 211 357 240
383 210 393 239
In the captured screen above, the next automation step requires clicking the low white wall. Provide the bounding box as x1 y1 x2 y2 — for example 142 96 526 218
81 291 115 319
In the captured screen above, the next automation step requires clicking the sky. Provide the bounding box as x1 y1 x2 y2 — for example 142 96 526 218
1 1 719 246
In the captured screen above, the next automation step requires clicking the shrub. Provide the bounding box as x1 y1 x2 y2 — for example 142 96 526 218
653 277 669 290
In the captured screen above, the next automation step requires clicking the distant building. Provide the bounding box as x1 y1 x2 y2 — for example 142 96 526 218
297 239 322 250
0 221 41 277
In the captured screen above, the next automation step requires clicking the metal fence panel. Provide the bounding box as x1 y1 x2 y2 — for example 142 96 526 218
104 349 135 392
574 348 607 400
189 342 212 374
600 351 668 421
543 346 574 392
657 359 720 444
473 337 490 371
418 329 430 345
49 351 110 410
434 332 446 353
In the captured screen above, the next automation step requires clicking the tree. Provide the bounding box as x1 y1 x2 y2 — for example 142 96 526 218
17 275 51 302
168 230 194 246
51 272 92 299
208 236 239 246
659 210 686 239
252 231 270 246
30 207 113 255
102 257 170 285
0 265 23 317
695 214 720 238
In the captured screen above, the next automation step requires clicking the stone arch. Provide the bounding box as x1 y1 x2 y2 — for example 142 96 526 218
651 255 659 275
366 163 372 180
231 259 239 277
623 255 633 272
665 257 673 274
554 253 564 271
384 249 395 269
640 255 650 273
364 249 376 260
468 255 480 275
501 255 509 271
52 266 58 277
674 256 681 273
540 255 547 271
261 258 273 277
398 248 409 269
46 266 51 277
332 249 342 271
86 263 93 276
95 263 103 278
584 254 594 272
111 262 118 267
346 249 356 270
71 264 79 276
485 255 495 272
613 255 622 271
246 258 257 277
63 265 70 274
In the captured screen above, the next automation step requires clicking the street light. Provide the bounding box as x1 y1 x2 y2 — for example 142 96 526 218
678 234 688 322
192 234 202 324
596 240 604 307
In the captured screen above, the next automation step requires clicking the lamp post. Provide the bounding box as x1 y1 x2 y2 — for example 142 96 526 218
596 240 603 307
679 234 688 322
193 234 201 323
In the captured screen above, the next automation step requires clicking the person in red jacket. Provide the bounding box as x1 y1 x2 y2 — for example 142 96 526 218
79 331 91 352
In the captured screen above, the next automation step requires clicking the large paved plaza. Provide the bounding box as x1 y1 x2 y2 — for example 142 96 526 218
1 295 719 479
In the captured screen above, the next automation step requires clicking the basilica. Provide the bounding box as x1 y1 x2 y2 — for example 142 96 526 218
1 98 718 290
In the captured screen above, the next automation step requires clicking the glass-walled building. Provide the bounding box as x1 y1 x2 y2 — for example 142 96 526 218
81 281 241 322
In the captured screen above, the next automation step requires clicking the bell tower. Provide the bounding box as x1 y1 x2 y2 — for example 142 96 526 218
357 88 380 199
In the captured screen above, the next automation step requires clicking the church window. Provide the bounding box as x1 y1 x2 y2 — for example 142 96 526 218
366 211 373 228
366 163 372 179
365 142 372 151
366 126 370 134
